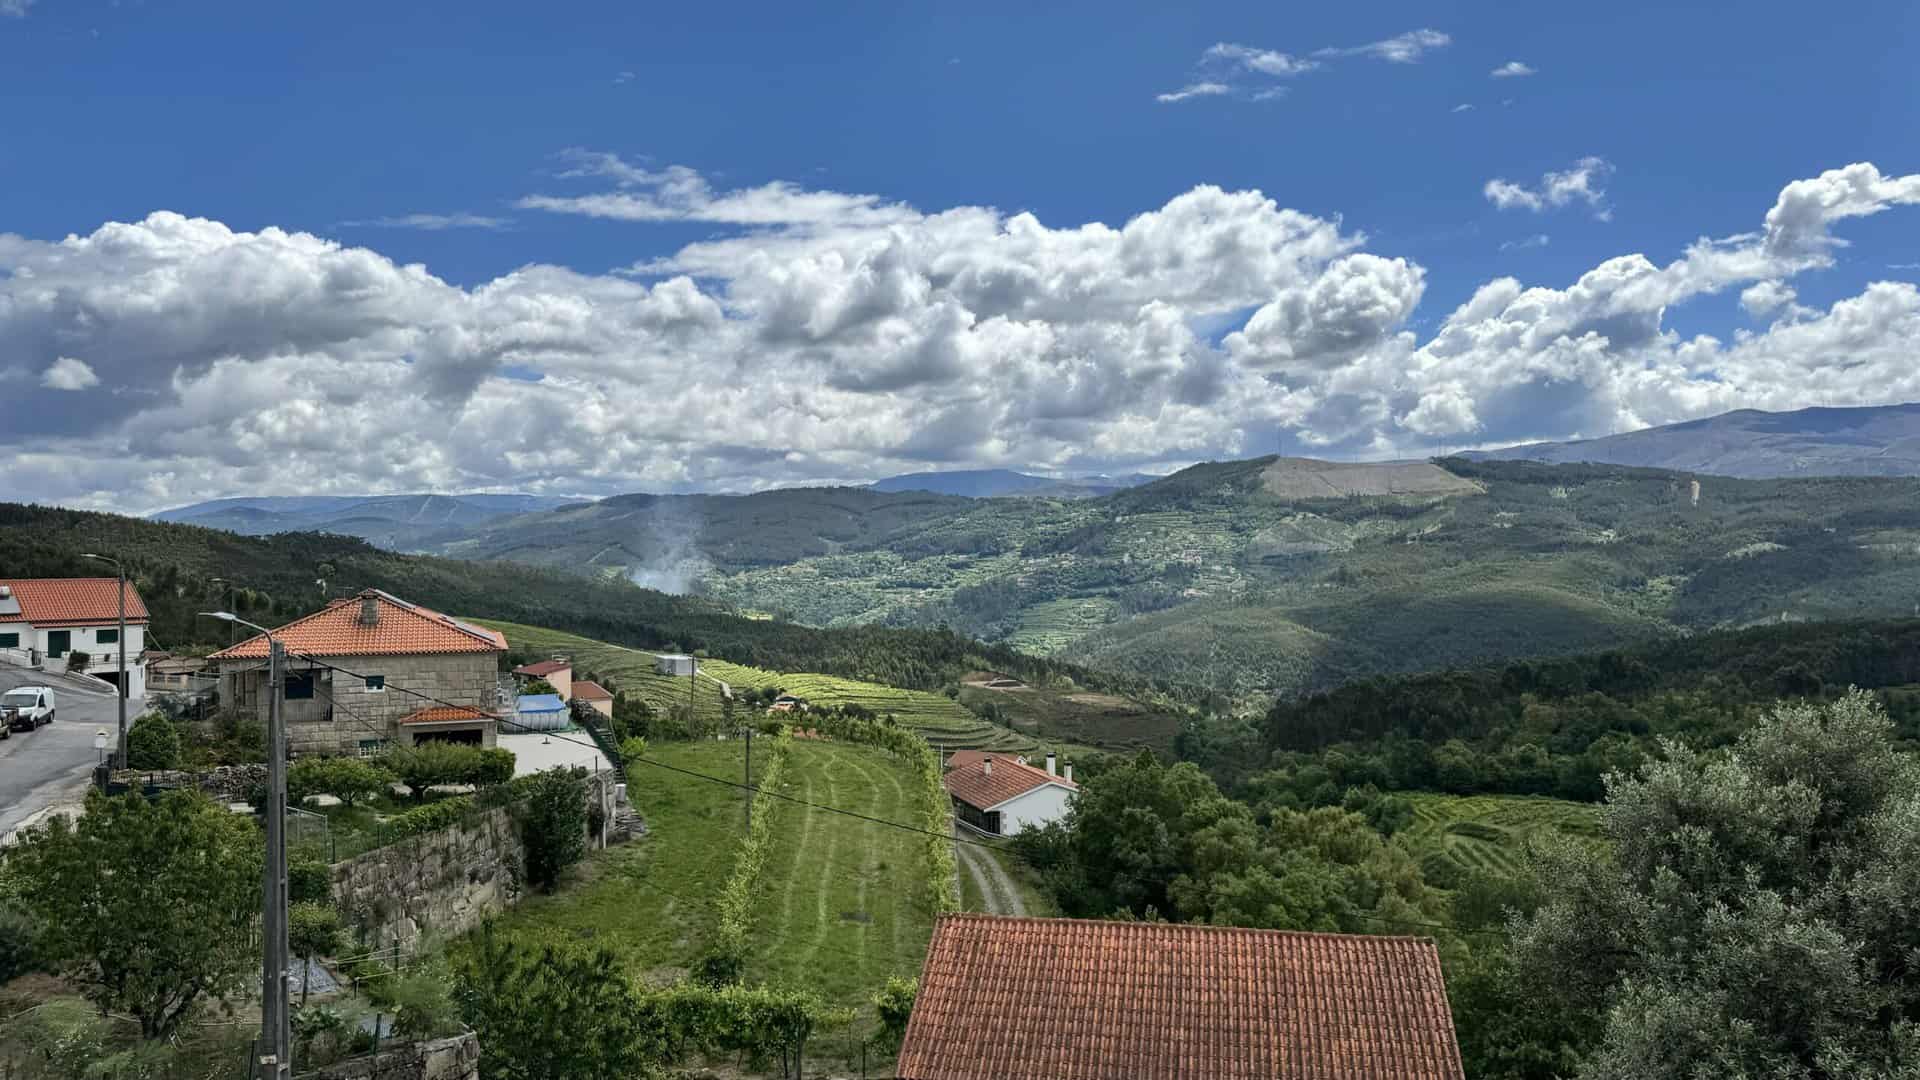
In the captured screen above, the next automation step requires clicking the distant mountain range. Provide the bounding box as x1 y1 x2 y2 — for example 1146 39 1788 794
150 493 586 549
1469 403 1920 478
869 469 1159 498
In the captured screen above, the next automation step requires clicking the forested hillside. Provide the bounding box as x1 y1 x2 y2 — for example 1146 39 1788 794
1183 617 1920 797
0 503 1168 705
648 457 1920 704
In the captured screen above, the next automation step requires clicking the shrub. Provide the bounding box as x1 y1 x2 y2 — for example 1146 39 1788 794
474 747 516 787
516 768 588 892
288 854 332 904
125 712 181 770
519 677 558 696
0 905 39 984
870 975 918 1052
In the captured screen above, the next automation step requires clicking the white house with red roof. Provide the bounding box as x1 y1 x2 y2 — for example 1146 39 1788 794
0 578 150 697
209 589 507 756
942 750 1078 836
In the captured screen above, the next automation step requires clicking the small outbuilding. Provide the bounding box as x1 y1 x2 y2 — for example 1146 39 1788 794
654 653 697 677
570 680 614 719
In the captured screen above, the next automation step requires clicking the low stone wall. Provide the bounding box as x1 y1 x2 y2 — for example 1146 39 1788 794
108 763 265 802
330 806 523 947
299 1033 479 1080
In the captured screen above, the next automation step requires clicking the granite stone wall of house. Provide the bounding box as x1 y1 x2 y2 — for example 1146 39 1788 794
219 651 500 755
329 805 522 947
298 1033 480 1080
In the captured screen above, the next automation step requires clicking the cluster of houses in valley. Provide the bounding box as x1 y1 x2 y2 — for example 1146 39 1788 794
0 577 1471 1075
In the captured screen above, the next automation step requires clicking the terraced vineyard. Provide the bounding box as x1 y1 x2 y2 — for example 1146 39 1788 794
1400 793 1606 885
479 620 1059 754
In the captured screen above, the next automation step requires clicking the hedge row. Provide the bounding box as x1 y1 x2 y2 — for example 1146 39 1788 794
704 729 794 982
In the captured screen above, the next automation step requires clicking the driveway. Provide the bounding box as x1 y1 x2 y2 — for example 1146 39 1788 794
0 666 131 840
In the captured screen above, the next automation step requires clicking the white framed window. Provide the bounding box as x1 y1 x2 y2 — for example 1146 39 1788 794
356 739 388 758
364 675 386 693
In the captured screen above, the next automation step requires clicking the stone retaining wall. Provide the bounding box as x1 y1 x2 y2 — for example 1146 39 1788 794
330 806 523 947
299 1033 479 1080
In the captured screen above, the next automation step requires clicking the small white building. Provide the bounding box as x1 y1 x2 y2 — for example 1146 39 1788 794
654 653 697 677
0 578 149 698
942 750 1078 836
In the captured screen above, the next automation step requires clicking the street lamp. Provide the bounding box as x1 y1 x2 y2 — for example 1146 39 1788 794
78 553 128 770
201 610 290 1080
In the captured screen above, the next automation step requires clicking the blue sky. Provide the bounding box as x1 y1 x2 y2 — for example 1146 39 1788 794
2 0 1918 506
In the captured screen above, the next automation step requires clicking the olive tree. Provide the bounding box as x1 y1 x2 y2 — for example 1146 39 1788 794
1512 690 1920 1079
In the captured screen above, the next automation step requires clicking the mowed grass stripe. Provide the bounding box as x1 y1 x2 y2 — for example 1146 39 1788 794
746 741 930 1002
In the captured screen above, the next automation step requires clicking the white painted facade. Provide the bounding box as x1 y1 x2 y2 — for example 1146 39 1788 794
985 781 1075 836
0 618 146 697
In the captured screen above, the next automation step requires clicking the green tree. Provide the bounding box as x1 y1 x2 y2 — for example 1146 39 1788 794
519 677 558 696
453 926 658 1080
289 755 393 807
386 742 485 802
1513 690 1920 1078
288 902 343 1004
1 790 260 1039
516 768 588 892
124 712 181 770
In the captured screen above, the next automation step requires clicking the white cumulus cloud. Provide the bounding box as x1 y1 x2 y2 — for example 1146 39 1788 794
1156 82 1232 104
41 357 99 391
1490 61 1536 78
1485 157 1614 219
4 159 1920 511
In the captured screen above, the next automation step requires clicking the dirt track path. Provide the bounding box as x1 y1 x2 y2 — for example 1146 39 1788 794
955 827 1027 917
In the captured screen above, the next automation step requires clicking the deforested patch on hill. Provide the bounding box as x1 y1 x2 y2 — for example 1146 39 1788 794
1259 457 1485 499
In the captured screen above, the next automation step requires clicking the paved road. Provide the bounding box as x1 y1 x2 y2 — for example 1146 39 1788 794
0 666 130 839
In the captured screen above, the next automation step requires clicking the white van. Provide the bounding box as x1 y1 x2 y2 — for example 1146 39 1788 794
2 685 55 735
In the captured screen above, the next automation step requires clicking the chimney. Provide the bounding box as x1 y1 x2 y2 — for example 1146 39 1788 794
982 758 993 778
358 594 380 628
1064 762 1074 784
1045 752 1057 777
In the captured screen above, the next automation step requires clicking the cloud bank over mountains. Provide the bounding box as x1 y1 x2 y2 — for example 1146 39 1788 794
2 160 1918 510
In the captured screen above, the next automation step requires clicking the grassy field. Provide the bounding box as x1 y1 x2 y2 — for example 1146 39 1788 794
481 738 935 1012
479 619 1079 755
743 740 935 1003
1399 793 1606 885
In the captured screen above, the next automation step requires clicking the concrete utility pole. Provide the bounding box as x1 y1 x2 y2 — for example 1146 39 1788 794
744 725 753 831
79 554 128 769
201 611 291 1079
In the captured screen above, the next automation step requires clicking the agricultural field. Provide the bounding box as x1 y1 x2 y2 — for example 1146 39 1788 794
478 620 1070 756
479 738 935 1014
1399 793 1606 886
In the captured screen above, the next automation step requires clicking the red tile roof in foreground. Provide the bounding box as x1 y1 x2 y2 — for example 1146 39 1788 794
513 659 571 677
571 680 613 701
209 589 506 660
0 578 149 627
896 915 1465 1080
942 752 1074 811
399 705 495 726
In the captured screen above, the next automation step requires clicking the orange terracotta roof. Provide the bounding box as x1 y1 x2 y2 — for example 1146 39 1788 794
571 680 613 701
942 752 1074 811
896 915 1466 1080
209 589 506 660
513 659 570 677
399 705 495 725
0 578 149 627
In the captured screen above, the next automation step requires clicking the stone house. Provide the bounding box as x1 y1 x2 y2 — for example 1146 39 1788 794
210 589 507 757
